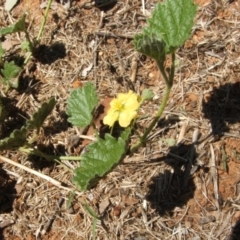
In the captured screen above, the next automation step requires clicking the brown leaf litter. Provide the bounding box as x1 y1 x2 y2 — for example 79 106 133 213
1 0 240 239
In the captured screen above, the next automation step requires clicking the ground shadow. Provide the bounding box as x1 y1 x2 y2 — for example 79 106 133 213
95 0 118 11
146 143 197 216
0 165 17 239
202 82 240 135
27 143 63 171
228 218 240 240
44 110 70 135
33 42 66 64
0 165 16 213
0 96 28 139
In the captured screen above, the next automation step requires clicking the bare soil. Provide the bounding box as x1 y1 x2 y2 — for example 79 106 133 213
1 0 240 239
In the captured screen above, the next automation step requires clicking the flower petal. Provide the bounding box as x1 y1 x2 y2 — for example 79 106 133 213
103 110 119 127
124 94 139 111
118 110 137 127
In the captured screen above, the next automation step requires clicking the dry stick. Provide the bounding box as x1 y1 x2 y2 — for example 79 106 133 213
0 155 83 196
95 31 134 39
130 55 138 83
209 144 220 210
0 219 15 229
94 11 104 86
182 129 199 189
141 0 146 15
41 196 64 235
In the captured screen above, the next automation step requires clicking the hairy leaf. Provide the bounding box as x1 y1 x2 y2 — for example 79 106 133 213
134 0 197 54
21 41 31 52
26 98 56 132
134 33 166 61
66 82 98 128
73 128 130 190
1 61 22 88
0 14 26 37
141 89 155 102
0 126 27 150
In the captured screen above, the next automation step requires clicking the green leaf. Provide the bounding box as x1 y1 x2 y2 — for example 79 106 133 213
0 14 26 37
134 33 166 61
141 89 155 102
1 61 22 88
73 128 130 190
66 82 98 128
21 41 31 52
26 98 56 132
0 126 27 150
134 0 197 54
83 202 100 220
66 191 75 209
159 138 175 147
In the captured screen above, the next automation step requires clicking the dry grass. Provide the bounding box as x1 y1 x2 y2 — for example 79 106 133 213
1 0 240 239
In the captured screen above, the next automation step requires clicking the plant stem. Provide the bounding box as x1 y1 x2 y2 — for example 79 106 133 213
156 60 169 85
130 52 176 154
130 84 171 153
19 147 82 167
36 0 53 42
169 52 175 87
24 0 53 64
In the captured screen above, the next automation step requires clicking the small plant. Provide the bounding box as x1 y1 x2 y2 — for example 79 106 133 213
65 0 197 190
0 0 53 90
0 0 197 192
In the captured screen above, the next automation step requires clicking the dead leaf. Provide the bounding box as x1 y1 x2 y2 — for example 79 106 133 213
99 198 110 214
5 0 18 11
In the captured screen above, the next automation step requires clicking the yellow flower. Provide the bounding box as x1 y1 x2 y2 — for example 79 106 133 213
103 90 140 128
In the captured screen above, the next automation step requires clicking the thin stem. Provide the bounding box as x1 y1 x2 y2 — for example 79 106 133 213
24 0 53 64
169 52 175 86
156 59 169 86
24 31 34 52
130 85 171 153
19 147 82 169
36 0 53 42
130 52 176 153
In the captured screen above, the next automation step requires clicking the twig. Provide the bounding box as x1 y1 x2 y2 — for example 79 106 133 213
95 31 134 39
93 11 104 86
0 155 61 186
0 155 83 196
182 129 199 189
142 0 146 15
130 54 138 82
0 219 15 229
209 144 220 210
41 196 64 235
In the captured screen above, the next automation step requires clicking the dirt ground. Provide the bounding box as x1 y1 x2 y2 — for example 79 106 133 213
1 0 240 239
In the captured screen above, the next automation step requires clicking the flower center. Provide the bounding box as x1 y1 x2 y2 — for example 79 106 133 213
113 101 124 112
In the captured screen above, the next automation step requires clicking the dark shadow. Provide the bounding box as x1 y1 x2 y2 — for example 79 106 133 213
228 218 240 240
33 42 66 64
0 96 28 139
44 110 70 135
27 143 61 171
0 168 17 240
0 165 17 239
0 165 17 213
146 143 197 216
95 0 118 11
3 55 25 67
202 82 240 135
17 73 41 95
